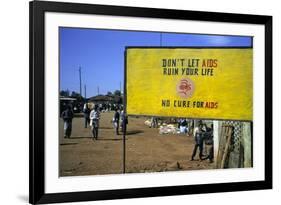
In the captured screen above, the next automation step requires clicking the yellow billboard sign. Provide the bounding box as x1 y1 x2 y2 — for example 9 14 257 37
126 48 253 121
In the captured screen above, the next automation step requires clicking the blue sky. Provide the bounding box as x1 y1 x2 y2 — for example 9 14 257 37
59 27 252 98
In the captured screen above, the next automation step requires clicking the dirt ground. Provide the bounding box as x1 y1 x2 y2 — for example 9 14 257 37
59 111 214 176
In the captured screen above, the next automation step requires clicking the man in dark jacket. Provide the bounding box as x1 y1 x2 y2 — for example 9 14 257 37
203 124 214 163
113 109 120 135
83 103 90 128
61 105 74 138
120 110 128 134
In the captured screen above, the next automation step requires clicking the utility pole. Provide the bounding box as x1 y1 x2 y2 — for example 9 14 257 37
79 66 82 96
97 86 99 95
84 84 86 99
120 81 122 94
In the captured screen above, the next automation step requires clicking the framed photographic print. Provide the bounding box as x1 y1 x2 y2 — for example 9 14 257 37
29 0 272 204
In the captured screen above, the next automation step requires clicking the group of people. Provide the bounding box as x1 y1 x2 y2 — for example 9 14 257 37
62 105 213 163
61 103 101 140
62 103 128 140
178 118 189 134
191 122 214 163
113 108 128 135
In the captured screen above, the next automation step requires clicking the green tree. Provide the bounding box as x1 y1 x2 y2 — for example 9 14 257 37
60 89 70 97
71 91 84 101
114 90 121 96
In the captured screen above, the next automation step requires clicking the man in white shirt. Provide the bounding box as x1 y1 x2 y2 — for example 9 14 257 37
90 105 100 140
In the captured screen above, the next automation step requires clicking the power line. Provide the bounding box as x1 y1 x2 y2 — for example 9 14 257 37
79 66 82 96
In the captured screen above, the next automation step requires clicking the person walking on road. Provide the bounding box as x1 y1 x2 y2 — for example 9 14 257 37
90 105 100 140
61 105 74 138
83 103 91 128
113 108 120 135
120 110 128 134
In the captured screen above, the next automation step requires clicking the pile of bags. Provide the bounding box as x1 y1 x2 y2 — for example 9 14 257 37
144 120 152 126
159 124 179 134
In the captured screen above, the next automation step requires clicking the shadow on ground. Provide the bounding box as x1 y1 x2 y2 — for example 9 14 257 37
126 130 144 135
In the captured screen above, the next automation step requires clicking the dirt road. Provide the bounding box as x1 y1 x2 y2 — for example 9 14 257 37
60 111 214 176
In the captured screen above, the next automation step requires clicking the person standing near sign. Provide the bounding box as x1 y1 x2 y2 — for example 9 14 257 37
150 117 158 128
83 103 90 128
121 110 128 134
191 123 204 161
90 105 100 140
61 105 74 138
203 124 214 163
113 108 120 135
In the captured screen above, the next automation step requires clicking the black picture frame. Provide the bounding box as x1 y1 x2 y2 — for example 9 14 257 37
29 1 272 204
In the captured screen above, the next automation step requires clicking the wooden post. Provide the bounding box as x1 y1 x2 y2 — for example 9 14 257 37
220 126 233 169
216 125 233 168
243 122 252 167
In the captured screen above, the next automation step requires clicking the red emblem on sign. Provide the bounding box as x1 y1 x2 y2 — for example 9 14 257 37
176 78 194 98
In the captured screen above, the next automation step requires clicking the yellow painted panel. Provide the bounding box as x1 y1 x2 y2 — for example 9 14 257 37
126 48 252 121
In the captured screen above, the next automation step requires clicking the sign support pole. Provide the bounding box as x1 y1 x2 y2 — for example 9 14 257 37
122 122 126 173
